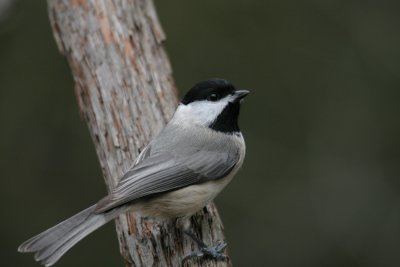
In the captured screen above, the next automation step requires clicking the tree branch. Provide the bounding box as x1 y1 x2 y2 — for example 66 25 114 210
47 0 231 266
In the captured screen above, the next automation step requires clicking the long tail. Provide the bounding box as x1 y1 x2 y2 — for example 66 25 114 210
18 205 121 266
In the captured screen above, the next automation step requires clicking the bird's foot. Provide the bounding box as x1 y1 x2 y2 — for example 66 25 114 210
182 231 228 262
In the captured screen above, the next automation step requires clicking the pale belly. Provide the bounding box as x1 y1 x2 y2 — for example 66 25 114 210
136 170 237 218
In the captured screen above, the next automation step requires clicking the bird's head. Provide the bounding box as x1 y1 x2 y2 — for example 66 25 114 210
172 78 249 134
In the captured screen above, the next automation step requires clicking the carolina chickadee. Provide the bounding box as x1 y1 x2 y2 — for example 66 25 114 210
18 78 249 266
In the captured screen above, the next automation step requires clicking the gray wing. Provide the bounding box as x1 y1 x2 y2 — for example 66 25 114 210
94 148 239 213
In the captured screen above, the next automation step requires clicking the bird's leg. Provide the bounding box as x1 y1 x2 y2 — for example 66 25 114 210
176 217 228 262
182 230 228 261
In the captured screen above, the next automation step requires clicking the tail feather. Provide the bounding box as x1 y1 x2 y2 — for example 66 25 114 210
18 205 95 253
18 204 120 266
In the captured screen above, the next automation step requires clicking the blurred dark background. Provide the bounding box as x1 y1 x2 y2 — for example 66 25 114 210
1 0 400 266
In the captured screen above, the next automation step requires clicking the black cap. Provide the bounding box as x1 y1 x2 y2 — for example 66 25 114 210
181 78 236 105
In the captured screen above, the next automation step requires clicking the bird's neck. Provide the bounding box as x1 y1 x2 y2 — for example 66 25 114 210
171 102 242 135
209 101 241 134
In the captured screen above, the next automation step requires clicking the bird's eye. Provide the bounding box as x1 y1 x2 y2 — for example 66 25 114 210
208 93 218 101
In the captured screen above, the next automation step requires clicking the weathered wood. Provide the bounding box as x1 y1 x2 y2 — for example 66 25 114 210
47 0 231 266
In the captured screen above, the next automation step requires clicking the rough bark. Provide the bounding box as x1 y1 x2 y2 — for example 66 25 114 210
47 0 231 266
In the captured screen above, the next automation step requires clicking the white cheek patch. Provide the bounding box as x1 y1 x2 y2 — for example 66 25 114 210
172 96 234 127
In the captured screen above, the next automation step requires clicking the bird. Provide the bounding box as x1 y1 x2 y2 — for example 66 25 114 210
18 78 249 266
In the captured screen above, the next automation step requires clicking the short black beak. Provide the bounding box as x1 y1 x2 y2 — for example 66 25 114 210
234 90 250 100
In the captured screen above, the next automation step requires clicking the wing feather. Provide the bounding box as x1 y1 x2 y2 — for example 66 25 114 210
94 149 238 213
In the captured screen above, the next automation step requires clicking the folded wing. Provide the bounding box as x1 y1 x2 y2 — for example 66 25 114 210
94 149 239 213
